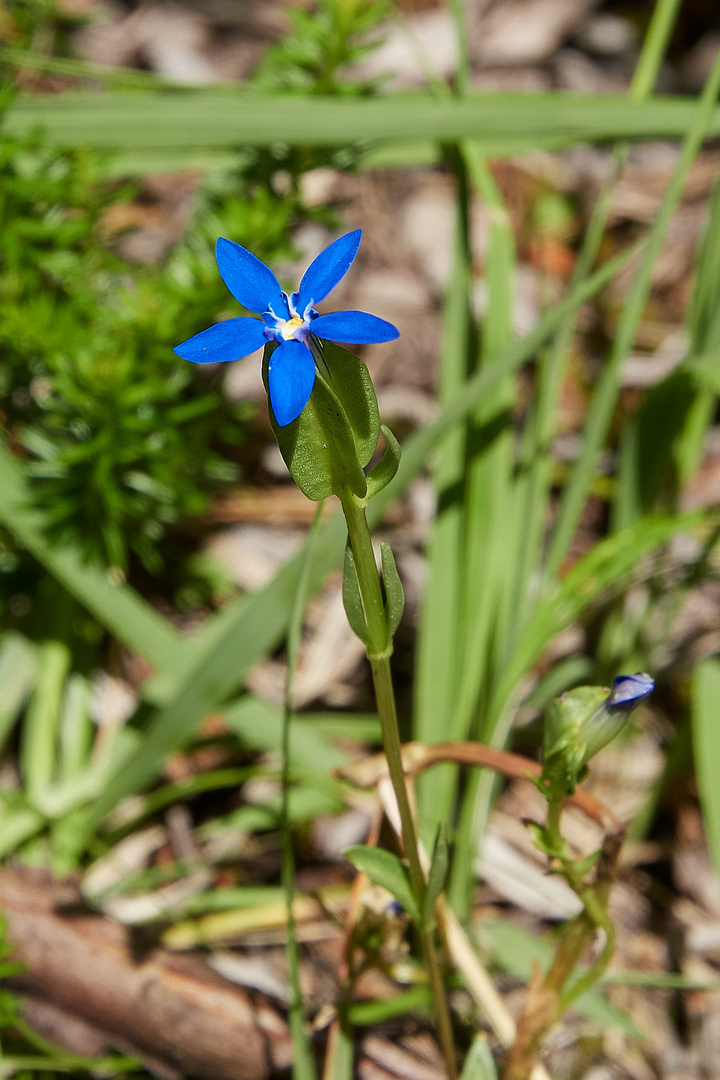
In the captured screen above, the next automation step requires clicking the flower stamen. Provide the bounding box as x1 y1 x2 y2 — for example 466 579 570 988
279 315 305 340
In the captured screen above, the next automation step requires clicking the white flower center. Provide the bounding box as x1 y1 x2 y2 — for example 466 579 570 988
280 315 304 340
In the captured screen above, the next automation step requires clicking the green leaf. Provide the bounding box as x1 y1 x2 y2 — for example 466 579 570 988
692 659 720 880
343 844 419 921
0 634 37 754
58 674 94 783
348 986 432 1025
342 545 369 645
264 346 367 501
365 425 401 501
461 1036 497 1080
21 641 70 804
7 91 720 158
380 542 405 642
422 823 450 930
321 341 380 468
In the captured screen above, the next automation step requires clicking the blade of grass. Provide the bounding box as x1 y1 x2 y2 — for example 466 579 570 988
615 168 720 525
0 634 36 754
545 46 720 577
455 146 517 730
414 153 474 842
449 0 685 915
692 658 720 880
444 147 518 907
7 91 720 154
281 502 324 1080
58 674 93 782
20 640 70 804
510 0 679 617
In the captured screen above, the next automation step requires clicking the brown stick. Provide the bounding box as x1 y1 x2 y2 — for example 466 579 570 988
338 741 619 832
0 867 291 1080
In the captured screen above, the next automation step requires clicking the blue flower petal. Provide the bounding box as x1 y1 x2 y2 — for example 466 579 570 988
607 672 654 709
295 230 362 313
216 238 289 316
310 310 399 345
267 340 316 426
174 317 267 364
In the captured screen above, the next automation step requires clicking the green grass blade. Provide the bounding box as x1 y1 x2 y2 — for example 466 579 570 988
58 673 93 782
445 148 518 907
0 634 37 753
20 640 70 803
628 0 683 100
512 0 681 618
7 91 720 155
415 160 473 839
282 503 324 1080
0 804 45 859
456 146 517 716
615 167 720 525
692 658 720 880
546 47 720 574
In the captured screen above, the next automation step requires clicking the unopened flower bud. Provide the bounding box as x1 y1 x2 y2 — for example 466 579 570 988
579 672 654 762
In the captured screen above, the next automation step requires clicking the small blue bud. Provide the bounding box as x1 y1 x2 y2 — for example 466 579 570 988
579 672 654 762
606 672 655 710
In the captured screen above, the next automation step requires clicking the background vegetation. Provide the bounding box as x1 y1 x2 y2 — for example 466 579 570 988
2 0 720 1076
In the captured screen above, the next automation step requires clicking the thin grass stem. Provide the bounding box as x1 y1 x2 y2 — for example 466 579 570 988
281 501 325 1080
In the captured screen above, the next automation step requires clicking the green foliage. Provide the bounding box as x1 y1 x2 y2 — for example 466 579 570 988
265 340 379 501
478 919 644 1039
380 541 404 642
342 543 370 645
0 0 396 576
422 823 449 931
0 913 23 1031
365 424 401 500
343 844 419 921
0 119 259 572
254 0 392 96
460 1037 497 1080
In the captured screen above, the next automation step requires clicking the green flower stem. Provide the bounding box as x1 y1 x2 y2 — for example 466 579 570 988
558 886 616 1013
340 493 457 1080
545 796 564 856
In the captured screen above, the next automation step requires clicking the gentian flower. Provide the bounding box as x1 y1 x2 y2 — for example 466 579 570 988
174 229 399 426
578 671 654 762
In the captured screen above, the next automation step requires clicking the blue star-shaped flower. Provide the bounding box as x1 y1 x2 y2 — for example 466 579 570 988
174 229 399 426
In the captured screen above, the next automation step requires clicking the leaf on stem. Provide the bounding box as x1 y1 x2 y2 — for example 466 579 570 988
342 544 370 645
460 1035 498 1080
380 542 405 642
343 844 419 922
365 424 401 501
422 822 450 931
